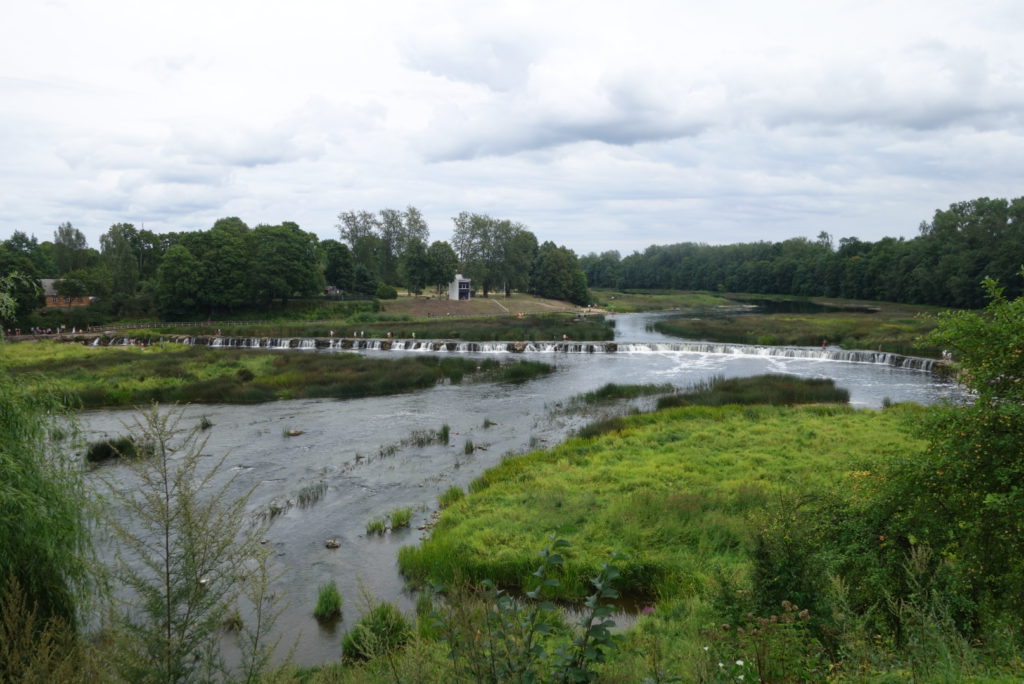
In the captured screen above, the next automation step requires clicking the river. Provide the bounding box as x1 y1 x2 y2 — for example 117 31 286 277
79 313 966 666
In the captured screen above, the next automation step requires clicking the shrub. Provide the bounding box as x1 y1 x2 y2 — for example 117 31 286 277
314 581 343 620
341 602 412 662
375 283 398 300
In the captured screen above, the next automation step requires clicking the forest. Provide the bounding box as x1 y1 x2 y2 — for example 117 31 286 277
0 207 591 327
582 196 1024 309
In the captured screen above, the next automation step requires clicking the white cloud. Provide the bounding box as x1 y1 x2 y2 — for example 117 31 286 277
1 0 1024 255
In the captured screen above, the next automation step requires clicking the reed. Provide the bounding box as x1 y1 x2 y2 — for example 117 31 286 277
313 580 343 620
389 508 412 530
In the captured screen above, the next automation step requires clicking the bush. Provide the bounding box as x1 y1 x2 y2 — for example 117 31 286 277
375 283 398 300
341 602 412 662
314 581 343 620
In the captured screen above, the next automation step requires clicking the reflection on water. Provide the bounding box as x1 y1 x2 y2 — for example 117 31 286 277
80 313 966 666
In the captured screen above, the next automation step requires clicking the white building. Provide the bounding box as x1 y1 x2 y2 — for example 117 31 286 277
448 274 471 301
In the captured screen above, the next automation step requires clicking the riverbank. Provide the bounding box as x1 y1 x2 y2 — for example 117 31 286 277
4 341 554 408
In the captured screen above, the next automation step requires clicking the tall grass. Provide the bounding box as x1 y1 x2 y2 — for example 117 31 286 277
7 342 553 408
0 372 94 634
313 581 343 620
656 374 848 409
398 403 925 601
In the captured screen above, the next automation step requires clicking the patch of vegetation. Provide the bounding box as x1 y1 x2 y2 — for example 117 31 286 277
463 439 475 455
389 508 412 530
591 289 731 313
5 342 554 408
398 404 923 600
313 581 343 621
84 436 154 463
568 382 675 407
652 298 943 355
365 519 387 536
656 374 849 409
296 482 327 508
438 486 464 509
341 602 413 662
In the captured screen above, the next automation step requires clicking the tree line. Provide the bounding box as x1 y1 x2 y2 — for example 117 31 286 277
0 207 591 324
581 196 1024 309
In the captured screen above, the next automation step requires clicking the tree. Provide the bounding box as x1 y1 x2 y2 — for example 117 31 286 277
251 222 322 306
104 408 266 683
451 212 535 297
337 210 380 248
100 223 142 296
865 271 1024 629
52 223 93 275
202 218 254 313
322 239 355 292
399 236 431 294
427 240 458 295
532 241 590 305
156 245 202 318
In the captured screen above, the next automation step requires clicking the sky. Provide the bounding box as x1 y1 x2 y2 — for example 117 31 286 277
2 0 1023 256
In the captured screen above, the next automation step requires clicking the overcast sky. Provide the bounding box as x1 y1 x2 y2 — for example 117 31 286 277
2 0 1023 256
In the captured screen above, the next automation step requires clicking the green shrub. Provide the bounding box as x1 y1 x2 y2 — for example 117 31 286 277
314 580 343 620
375 283 398 300
341 602 412 662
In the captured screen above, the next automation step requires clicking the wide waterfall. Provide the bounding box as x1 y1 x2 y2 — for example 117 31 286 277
79 333 939 372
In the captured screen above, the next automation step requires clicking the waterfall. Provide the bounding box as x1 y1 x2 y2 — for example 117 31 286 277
77 334 937 373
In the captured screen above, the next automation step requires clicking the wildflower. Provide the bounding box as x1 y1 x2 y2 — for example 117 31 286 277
736 659 744 667
703 646 709 651
642 605 655 615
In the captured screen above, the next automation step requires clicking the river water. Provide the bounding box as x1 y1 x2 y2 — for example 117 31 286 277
79 313 966 666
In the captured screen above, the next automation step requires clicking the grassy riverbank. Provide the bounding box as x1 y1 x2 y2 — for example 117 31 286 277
653 299 944 355
398 402 920 599
4 341 553 408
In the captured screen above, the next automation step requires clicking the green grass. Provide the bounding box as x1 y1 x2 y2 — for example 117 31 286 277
656 374 849 409
438 486 464 509
313 580 343 620
592 289 732 313
398 403 927 600
365 519 387 536
390 508 412 530
652 298 946 356
568 382 676 407
4 341 554 408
